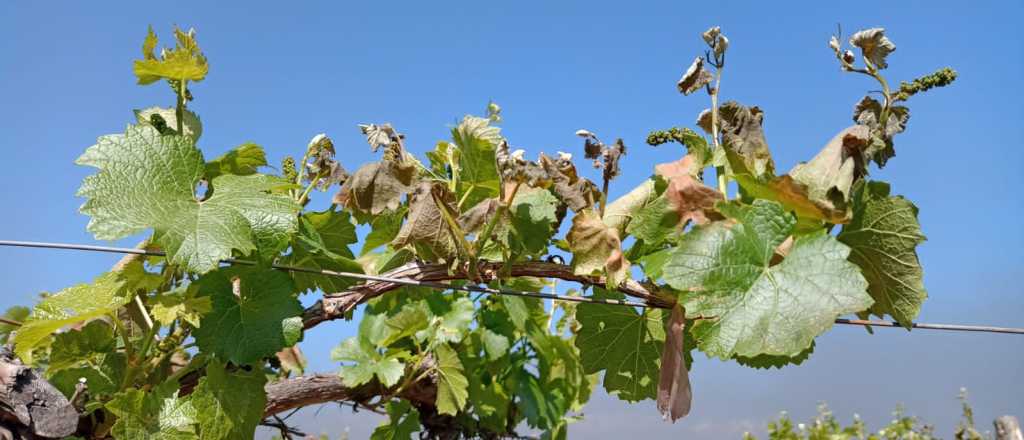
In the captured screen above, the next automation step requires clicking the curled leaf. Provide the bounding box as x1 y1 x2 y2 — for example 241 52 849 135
359 123 402 153
392 182 460 261
789 125 872 220
657 305 692 422
719 101 775 178
696 108 713 134
567 211 630 288
852 96 910 167
849 28 896 70
539 153 599 212
655 156 724 226
677 56 713 95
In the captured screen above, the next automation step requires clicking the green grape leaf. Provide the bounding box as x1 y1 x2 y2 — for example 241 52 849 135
14 263 159 363
734 341 815 369
509 187 560 255
193 266 303 365
150 285 212 328
515 369 565 429
433 343 469 416
567 211 630 288
416 297 474 344
837 181 927 326
382 302 430 346
480 328 511 361
204 143 267 179
134 106 203 141
371 400 421 440
361 206 407 256
77 125 299 273
189 359 267 440
575 288 665 402
281 209 363 294
48 320 117 371
392 182 460 261
452 115 502 209
664 200 871 358
106 380 198 440
333 314 406 387
0 306 29 344
133 26 208 84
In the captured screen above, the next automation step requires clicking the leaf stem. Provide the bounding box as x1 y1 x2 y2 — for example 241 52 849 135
175 80 187 135
297 171 325 205
709 66 728 197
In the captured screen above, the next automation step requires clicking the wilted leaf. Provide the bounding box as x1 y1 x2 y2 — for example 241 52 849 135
788 125 872 221
677 57 713 95
657 305 691 422
852 96 910 167
539 153 599 212
392 182 460 261
719 101 774 178
335 159 417 216
655 155 724 226
849 28 896 69
838 181 926 326
567 211 630 288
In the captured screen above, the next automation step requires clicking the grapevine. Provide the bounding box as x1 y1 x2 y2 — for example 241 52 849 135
0 24 960 439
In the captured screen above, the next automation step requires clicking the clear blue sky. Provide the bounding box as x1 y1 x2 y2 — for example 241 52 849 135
1 1 1022 438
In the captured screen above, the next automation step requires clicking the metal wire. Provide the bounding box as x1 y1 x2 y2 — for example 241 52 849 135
2 239 1022 335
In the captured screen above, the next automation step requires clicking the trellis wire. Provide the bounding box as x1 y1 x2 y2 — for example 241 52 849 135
1 239 1022 335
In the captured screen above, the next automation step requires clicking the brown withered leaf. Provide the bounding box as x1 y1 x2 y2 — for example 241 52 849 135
333 159 416 216
392 182 459 261
657 305 692 423
789 125 871 219
719 101 775 178
275 345 307 377
567 211 630 288
539 153 600 212
655 156 724 226
677 56 713 95
849 28 895 70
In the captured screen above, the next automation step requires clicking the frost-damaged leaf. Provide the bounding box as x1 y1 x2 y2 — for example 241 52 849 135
458 197 508 259
14 262 161 363
452 115 503 209
603 179 659 235
852 96 910 167
539 153 600 212
567 211 630 288
677 56 713 95
734 342 814 369
281 209 363 294
77 125 299 273
134 106 203 141
657 305 691 422
393 182 460 262
193 266 303 365
655 155 724 226
133 26 208 85
106 380 198 440
849 28 896 69
335 160 417 216
663 200 871 358
371 400 421 440
719 101 774 178
189 359 266 440
433 343 469 415
788 125 872 221
838 181 926 327
575 288 664 401
204 142 267 179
